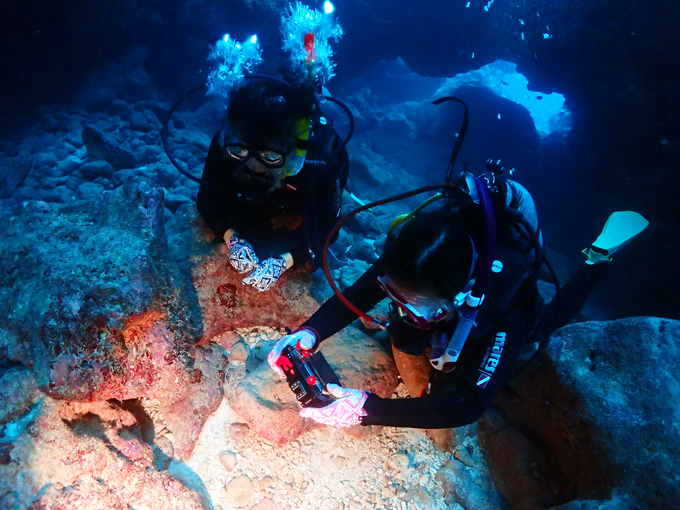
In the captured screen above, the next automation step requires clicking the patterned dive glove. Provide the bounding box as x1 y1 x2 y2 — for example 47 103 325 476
228 235 259 274
299 384 368 427
242 256 287 292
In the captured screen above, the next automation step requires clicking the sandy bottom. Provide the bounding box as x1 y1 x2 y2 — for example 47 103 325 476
174 365 455 510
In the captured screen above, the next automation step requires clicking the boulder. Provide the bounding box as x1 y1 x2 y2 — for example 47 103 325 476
79 160 115 180
547 495 635 510
154 162 180 188
0 367 42 427
0 154 33 199
75 181 104 200
157 344 228 460
343 206 381 236
345 239 379 264
33 152 58 168
110 167 152 187
129 109 162 133
479 317 680 509
41 176 70 190
347 143 426 204
0 180 203 402
82 87 117 112
436 457 502 510
0 394 204 510
0 328 30 368
81 125 137 170
227 326 399 444
38 185 74 203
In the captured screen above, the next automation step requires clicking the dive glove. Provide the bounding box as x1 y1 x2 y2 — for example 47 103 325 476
228 234 259 273
243 256 288 292
299 384 368 427
267 329 318 378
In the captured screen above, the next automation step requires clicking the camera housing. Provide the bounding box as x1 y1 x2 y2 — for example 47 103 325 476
277 345 340 408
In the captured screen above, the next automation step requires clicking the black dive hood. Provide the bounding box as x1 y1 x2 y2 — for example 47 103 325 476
161 74 355 187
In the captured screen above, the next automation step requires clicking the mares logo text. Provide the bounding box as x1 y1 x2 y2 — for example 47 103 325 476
483 332 506 373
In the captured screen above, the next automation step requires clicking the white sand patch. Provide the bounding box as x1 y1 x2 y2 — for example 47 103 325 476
182 367 454 510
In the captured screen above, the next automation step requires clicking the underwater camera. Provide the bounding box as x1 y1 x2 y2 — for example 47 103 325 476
277 345 340 408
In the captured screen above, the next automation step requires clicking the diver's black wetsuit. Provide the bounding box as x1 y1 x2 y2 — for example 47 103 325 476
197 115 348 269
301 181 606 429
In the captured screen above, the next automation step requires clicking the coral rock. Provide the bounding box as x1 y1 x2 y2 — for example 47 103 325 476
2 395 204 510
0 180 202 402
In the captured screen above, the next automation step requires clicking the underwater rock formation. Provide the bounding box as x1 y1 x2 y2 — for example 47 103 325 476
479 316 680 509
81 125 138 171
0 179 203 403
0 388 205 510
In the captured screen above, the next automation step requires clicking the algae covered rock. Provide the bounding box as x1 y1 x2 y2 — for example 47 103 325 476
479 317 680 509
0 180 202 402
81 125 137 170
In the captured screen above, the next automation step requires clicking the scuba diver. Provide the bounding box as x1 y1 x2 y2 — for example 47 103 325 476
197 77 348 292
182 3 347 292
267 132 649 431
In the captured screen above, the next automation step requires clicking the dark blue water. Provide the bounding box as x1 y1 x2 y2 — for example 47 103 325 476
1 0 678 320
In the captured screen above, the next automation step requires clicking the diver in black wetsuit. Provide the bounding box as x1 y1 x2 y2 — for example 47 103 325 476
197 79 348 292
267 173 648 431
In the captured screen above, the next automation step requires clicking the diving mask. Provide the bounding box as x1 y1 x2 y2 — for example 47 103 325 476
226 144 289 169
376 276 456 330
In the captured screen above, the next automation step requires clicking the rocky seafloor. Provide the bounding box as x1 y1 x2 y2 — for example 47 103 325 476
1 48 678 510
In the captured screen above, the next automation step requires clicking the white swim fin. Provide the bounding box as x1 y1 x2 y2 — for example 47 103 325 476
583 211 649 265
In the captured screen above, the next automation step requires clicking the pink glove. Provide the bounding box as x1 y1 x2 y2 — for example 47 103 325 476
267 329 317 379
299 384 368 427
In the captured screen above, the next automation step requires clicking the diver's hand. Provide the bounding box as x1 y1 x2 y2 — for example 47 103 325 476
228 234 259 273
299 384 368 427
242 256 287 292
267 329 318 379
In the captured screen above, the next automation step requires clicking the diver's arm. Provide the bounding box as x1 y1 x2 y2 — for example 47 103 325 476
301 255 388 342
503 180 543 248
505 180 540 233
360 386 484 429
361 314 530 428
